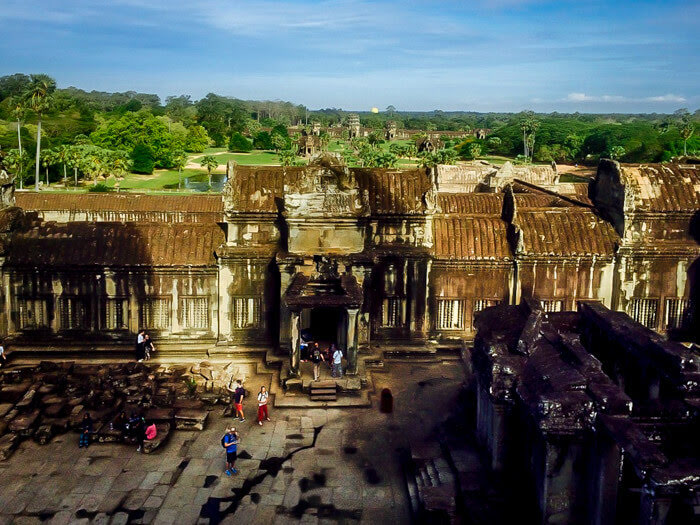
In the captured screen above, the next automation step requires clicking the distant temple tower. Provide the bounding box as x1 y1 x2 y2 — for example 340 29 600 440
311 121 321 136
347 114 361 139
385 121 397 141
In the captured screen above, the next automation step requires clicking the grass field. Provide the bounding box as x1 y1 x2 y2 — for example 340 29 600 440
189 148 283 166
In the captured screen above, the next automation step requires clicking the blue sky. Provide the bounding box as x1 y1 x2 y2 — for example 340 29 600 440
1 0 698 112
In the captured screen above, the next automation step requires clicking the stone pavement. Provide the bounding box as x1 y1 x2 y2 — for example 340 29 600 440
0 360 467 524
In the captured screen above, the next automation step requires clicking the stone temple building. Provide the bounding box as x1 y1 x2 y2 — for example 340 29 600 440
0 156 697 377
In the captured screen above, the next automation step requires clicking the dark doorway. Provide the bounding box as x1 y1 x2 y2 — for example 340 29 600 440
310 307 342 344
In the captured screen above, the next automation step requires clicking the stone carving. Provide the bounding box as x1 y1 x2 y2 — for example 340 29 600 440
0 170 16 209
311 256 340 282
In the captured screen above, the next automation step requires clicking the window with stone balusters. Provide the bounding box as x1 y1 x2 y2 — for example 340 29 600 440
232 297 261 329
59 296 91 330
627 298 659 329
103 298 128 330
179 297 209 330
380 263 405 328
539 299 564 313
664 298 691 330
436 299 466 330
17 298 49 329
141 297 172 330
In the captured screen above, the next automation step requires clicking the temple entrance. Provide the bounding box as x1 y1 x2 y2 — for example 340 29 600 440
310 307 343 345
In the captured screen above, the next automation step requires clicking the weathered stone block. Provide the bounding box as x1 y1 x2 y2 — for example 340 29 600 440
9 409 40 437
0 432 19 460
174 408 208 430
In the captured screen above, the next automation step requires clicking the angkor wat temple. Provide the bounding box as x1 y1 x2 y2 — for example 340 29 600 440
1 156 697 362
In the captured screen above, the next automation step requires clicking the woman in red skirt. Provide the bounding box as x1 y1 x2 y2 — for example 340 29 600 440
257 386 270 426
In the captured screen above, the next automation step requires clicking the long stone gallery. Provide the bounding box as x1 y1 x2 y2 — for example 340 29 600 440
0 154 698 524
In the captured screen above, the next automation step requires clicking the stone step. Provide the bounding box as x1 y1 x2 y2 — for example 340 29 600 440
309 387 337 395
310 394 337 401
424 461 440 487
311 380 337 388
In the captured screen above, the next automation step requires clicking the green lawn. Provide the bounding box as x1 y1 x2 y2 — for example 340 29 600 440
189 149 285 166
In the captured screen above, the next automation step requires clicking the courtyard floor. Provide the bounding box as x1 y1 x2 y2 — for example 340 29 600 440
0 360 467 525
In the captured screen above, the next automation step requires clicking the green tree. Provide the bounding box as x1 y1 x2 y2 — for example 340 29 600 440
23 74 57 191
469 143 482 159
519 111 540 160
254 131 273 150
184 125 209 152
172 150 188 190
271 132 288 152
278 148 299 167
130 143 155 174
11 98 26 158
675 109 695 156
228 132 253 152
40 148 57 186
4 148 31 189
608 145 626 160
53 144 71 185
199 154 219 189
110 150 130 191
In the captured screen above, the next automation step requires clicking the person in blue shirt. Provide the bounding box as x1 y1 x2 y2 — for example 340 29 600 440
223 427 240 475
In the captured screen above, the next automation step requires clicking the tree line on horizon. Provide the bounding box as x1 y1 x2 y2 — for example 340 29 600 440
0 73 697 189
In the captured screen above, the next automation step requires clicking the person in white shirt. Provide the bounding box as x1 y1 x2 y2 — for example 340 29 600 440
257 386 270 426
0 343 5 367
332 345 343 378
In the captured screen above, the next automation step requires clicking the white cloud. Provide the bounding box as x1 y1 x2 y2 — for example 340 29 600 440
564 92 686 103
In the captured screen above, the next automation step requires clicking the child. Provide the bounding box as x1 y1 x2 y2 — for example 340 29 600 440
223 427 240 475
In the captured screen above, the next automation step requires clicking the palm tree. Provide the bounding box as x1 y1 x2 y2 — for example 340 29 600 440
53 145 71 186
68 145 83 186
173 150 188 190
680 122 694 156
40 148 57 187
23 74 57 192
110 151 130 192
12 99 26 157
199 155 219 189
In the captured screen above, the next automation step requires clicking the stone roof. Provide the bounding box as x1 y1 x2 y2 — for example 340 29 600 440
433 216 511 260
437 193 503 215
619 163 700 212
16 193 224 217
355 168 431 215
7 221 224 267
514 209 618 257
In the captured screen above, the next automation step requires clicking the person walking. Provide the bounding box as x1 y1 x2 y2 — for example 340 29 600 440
311 345 324 381
332 346 343 378
135 330 145 362
232 380 246 422
79 413 93 449
143 334 154 361
0 341 6 368
222 427 240 475
257 386 270 426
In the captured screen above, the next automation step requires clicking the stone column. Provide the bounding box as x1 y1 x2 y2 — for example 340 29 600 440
290 310 300 376
217 262 232 342
590 432 622 525
278 268 292 352
346 308 359 375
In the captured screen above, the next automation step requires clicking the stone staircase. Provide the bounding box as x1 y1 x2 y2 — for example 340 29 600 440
404 443 457 524
309 380 337 402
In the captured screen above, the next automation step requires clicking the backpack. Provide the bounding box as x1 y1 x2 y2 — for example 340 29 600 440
221 434 227 448
145 424 157 440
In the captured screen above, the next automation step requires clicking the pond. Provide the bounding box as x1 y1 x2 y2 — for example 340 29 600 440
178 173 227 192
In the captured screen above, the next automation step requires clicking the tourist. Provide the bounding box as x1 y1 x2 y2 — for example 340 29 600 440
332 346 343 378
0 341 5 368
257 386 270 426
143 334 155 361
135 415 146 453
135 330 145 362
311 344 324 381
114 411 128 438
222 426 240 475
233 379 245 422
79 413 93 449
